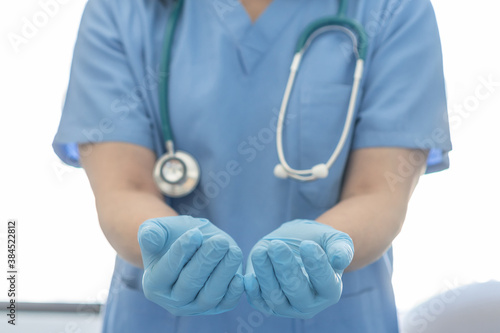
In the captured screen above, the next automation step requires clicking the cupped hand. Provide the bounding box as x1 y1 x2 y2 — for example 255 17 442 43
244 219 354 319
138 216 244 316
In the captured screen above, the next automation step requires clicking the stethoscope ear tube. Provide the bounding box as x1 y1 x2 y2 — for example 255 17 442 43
295 16 368 60
275 23 366 181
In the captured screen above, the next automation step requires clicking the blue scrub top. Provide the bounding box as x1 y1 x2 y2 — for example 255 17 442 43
53 0 452 332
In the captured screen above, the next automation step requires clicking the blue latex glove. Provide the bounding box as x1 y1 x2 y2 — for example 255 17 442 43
244 219 354 319
138 215 244 316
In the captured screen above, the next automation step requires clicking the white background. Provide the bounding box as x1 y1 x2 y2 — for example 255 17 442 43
0 0 499 315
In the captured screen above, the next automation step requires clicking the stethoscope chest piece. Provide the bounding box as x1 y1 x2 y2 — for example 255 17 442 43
153 150 200 198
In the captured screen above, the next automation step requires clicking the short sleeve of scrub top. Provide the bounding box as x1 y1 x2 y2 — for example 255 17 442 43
52 0 452 333
351 0 452 173
52 0 160 166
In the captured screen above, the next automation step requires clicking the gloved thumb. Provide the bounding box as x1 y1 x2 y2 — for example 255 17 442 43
138 221 168 268
324 235 354 272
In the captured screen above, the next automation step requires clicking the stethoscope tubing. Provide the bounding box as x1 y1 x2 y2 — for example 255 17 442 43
154 0 368 196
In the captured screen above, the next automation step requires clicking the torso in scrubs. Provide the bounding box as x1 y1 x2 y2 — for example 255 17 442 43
53 0 452 332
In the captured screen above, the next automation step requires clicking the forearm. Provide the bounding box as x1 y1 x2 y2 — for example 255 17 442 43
316 148 427 271
78 142 177 268
316 191 408 271
95 189 177 268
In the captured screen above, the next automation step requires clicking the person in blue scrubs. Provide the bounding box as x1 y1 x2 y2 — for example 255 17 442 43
53 0 452 332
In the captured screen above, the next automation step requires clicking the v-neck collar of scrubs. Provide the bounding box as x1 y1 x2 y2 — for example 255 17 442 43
213 0 305 74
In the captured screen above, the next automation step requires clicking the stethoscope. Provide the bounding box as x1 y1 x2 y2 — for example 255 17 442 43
154 0 368 197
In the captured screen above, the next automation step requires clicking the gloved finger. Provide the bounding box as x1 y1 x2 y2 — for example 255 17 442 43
138 221 168 268
250 246 290 312
323 234 354 272
171 234 230 304
244 273 273 314
300 240 341 301
144 228 203 292
268 240 314 308
213 273 245 313
195 246 243 310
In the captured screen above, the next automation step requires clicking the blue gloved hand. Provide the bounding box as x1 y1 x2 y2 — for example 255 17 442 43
138 215 244 316
244 219 354 319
